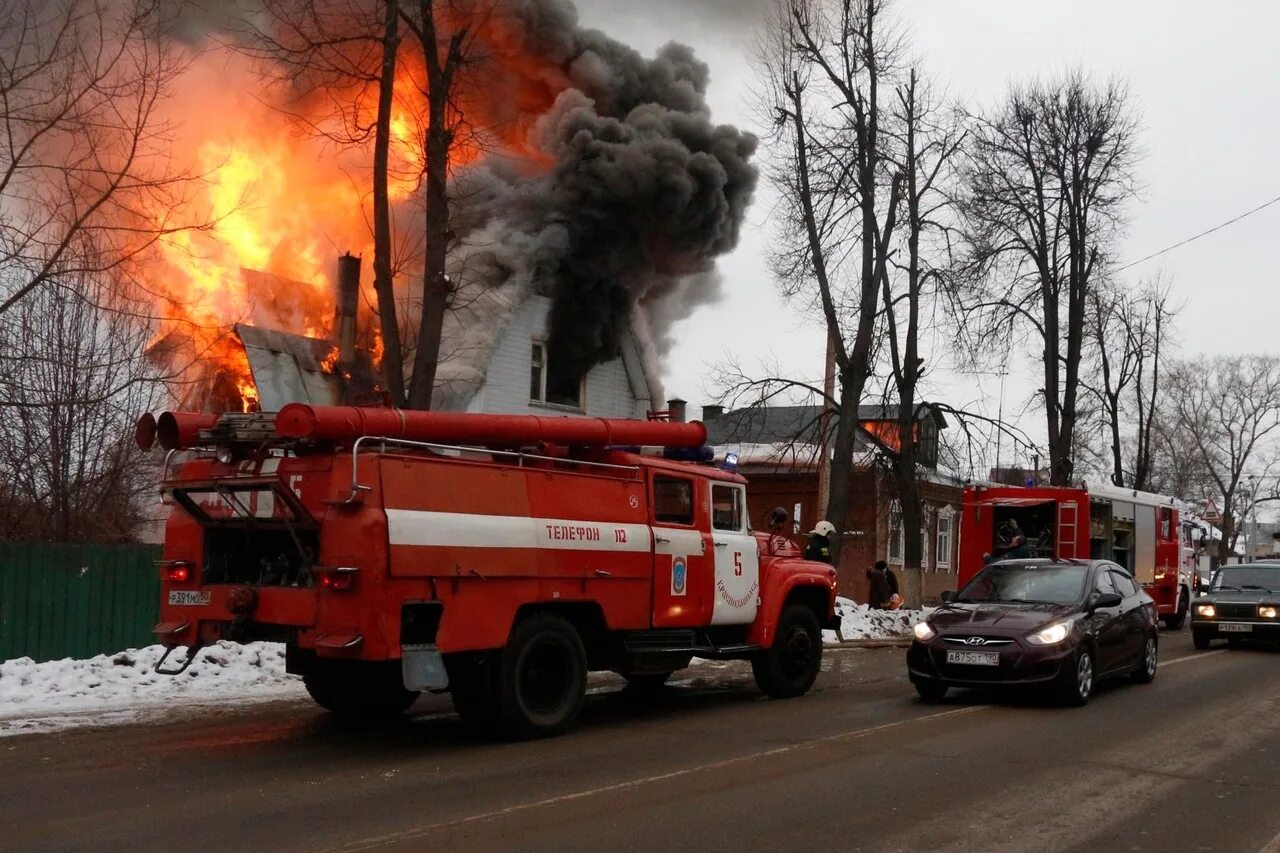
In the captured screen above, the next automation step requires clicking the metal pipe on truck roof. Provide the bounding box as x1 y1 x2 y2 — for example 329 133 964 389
155 411 220 451
274 403 709 448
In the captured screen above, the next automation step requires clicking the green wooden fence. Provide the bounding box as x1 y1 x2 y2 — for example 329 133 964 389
0 542 162 663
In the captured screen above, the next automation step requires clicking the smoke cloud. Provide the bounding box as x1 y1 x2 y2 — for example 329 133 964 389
448 0 758 390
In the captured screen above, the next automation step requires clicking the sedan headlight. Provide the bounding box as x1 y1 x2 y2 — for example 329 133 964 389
1260 606 1278 619
1196 604 1216 618
913 621 937 642
1026 621 1071 646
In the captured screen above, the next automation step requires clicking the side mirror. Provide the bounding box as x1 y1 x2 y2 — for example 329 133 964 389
940 590 955 603
1091 592 1123 610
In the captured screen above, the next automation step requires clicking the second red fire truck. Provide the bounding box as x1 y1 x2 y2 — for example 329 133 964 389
958 482 1191 629
137 404 839 739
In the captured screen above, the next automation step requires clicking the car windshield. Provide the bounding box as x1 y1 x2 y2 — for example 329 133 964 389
1211 567 1280 593
956 563 1088 605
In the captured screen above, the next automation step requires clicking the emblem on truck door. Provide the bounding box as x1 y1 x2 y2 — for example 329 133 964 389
671 555 687 596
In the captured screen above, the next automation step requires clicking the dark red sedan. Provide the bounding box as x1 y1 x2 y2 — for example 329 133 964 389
908 559 1159 706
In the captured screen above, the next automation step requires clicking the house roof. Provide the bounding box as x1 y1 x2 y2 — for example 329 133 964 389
704 403 946 447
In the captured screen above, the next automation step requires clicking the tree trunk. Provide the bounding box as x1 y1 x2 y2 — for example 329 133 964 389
406 0 456 410
372 0 405 406
824 373 862 547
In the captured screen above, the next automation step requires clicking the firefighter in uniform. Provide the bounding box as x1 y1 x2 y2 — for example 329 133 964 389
805 520 836 565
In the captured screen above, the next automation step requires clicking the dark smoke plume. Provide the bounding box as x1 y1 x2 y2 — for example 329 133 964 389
451 0 758 387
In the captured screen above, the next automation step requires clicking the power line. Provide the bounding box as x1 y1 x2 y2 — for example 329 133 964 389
1116 192 1280 272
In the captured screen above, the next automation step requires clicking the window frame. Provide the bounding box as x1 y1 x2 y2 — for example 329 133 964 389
936 509 954 571
529 338 585 411
710 483 747 533
651 475 696 527
530 340 547 404
887 501 903 564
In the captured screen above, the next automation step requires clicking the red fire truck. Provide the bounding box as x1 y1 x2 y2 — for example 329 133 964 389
136 404 838 738
958 483 1190 629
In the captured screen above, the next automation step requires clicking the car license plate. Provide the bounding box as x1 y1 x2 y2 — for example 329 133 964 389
168 590 211 606
1220 623 1253 633
946 650 999 666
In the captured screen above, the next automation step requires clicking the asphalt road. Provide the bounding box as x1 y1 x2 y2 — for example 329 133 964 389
4 631 1280 853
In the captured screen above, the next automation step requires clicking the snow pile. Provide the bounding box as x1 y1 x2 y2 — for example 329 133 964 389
824 597 930 643
0 642 300 735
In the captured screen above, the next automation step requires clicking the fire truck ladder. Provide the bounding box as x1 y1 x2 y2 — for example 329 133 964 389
1057 502 1079 560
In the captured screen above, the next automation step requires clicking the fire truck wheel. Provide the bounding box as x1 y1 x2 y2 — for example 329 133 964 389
303 661 419 720
1162 591 1188 630
494 614 588 739
752 603 823 699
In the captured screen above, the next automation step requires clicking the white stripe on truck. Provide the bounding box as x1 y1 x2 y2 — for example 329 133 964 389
386 509 654 553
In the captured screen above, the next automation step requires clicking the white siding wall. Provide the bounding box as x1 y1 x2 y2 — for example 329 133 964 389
469 295 651 418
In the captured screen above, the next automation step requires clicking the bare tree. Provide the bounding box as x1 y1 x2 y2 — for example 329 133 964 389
245 0 411 404
0 0 193 316
958 71 1139 486
401 0 480 409
0 263 164 541
870 68 963 602
756 0 904 549
1165 355 1280 567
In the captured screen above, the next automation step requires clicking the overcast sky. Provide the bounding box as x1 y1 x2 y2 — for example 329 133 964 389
576 0 1280 476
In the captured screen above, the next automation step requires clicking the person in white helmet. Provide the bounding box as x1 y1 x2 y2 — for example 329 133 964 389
806 520 836 564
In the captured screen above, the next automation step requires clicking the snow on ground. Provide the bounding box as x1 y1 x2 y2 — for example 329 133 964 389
1 599 924 736
0 642 301 736
823 597 931 644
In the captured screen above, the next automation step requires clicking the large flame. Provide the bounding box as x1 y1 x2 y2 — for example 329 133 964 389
136 16 566 412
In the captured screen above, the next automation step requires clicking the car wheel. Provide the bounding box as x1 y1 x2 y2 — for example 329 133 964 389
752 603 823 699
1192 630 1211 650
1132 635 1157 684
1059 647 1094 707
914 679 949 703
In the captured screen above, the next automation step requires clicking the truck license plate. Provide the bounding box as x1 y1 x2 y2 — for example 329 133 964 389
168 591 211 606
1220 623 1253 633
946 650 999 666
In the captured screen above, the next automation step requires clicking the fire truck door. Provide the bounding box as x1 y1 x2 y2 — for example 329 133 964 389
709 483 759 626
650 474 711 628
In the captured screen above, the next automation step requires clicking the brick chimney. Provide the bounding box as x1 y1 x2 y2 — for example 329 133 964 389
335 253 361 363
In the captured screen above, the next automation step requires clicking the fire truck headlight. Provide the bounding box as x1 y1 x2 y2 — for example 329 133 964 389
1196 604 1216 618
1026 621 1071 646
1259 606 1278 619
912 621 936 642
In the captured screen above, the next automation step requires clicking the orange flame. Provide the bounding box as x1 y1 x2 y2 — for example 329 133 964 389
134 15 568 412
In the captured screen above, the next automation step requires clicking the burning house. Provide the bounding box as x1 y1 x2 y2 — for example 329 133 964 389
136 1 755 418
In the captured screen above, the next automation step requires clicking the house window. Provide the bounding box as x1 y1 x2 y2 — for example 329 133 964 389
530 340 582 409
921 510 931 570
887 503 903 564
936 510 954 571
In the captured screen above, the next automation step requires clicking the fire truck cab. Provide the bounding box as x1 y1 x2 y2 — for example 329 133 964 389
138 404 839 739
958 483 1189 629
